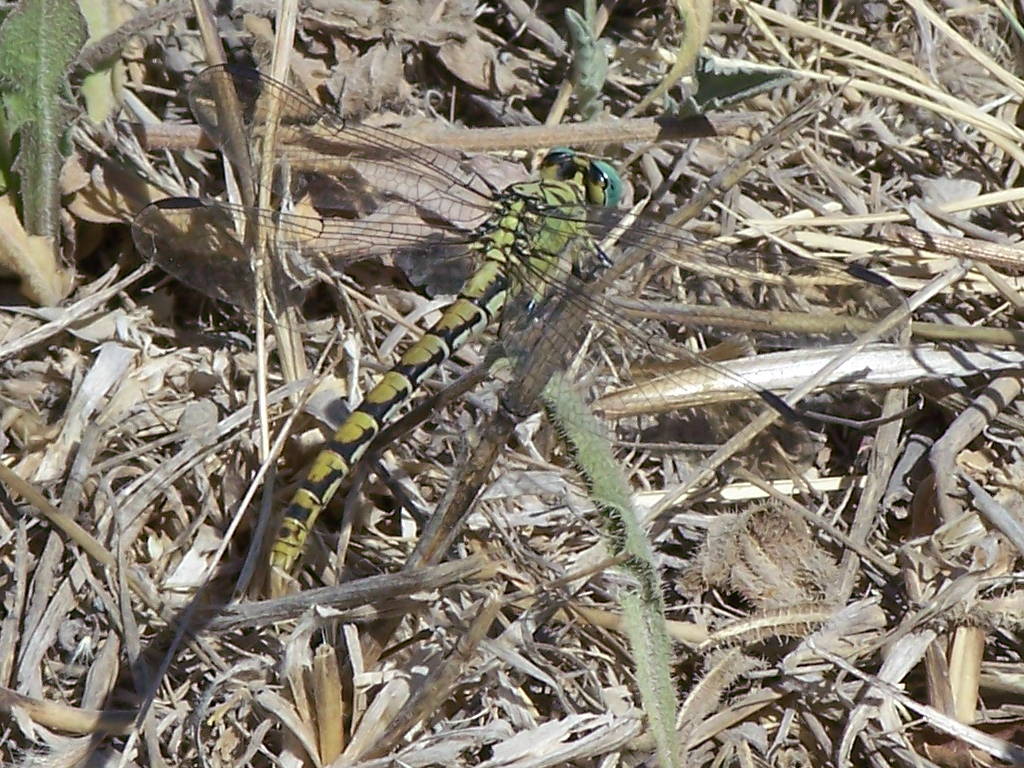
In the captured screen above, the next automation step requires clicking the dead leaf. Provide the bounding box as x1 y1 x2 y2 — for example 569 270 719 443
0 195 72 305
66 155 166 224
438 36 494 91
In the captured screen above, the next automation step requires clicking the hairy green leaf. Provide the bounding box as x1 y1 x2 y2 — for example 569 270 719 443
543 373 681 767
0 0 86 237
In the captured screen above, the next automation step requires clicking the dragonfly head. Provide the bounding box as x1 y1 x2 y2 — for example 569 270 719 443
540 148 622 208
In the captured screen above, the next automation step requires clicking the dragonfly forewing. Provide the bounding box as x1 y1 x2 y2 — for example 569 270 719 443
188 65 498 229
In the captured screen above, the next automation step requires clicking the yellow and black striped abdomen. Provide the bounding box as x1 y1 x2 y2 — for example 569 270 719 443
269 258 510 575
269 168 600 585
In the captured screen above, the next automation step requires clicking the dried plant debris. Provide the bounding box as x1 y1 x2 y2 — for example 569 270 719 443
1 2 1024 767
682 502 841 610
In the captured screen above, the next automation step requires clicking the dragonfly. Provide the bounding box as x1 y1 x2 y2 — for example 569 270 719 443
131 65 902 587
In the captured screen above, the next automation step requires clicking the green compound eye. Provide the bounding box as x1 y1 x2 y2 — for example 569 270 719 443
588 160 622 208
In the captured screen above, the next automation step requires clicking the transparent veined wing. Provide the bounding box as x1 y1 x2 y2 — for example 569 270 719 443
133 65 909 484
186 64 501 227
132 64 515 315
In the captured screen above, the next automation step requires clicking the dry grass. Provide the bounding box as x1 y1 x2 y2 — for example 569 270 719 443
2 1 1024 766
